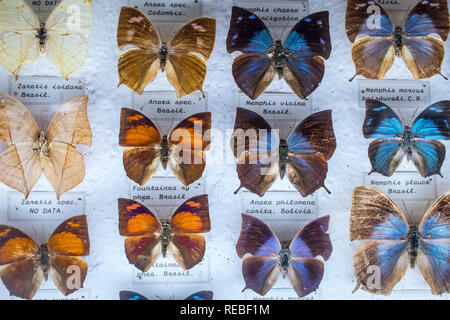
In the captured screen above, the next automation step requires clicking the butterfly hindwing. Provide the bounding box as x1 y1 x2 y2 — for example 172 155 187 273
185 291 213 300
120 290 149 300
417 191 450 294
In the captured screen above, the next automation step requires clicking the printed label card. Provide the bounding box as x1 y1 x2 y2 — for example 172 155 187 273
240 191 317 222
233 0 309 32
7 191 86 222
133 253 210 284
127 0 202 26
11 288 91 301
358 80 431 111
24 0 61 21
129 177 205 208
244 287 319 301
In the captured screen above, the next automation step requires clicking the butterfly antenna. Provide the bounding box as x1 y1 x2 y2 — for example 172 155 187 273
401 200 410 217
409 107 420 126
396 107 407 126
424 200 432 212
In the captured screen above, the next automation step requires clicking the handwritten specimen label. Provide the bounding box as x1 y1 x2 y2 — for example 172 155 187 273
363 172 437 201
240 191 317 221
9 76 86 106
129 177 205 208
358 80 430 109
127 0 201 23
233 0 309 28
133 255 210 284
377 0 417 11
7 192 86 221
238 92 312 122
11 288 91 300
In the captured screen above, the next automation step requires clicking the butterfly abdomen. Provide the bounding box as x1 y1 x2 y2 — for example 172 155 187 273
279 139 288 179
270 41 288 79
159 43 169 72
37 23 47 53
38 244 50 280
160 221 172 257
402 126 413 160
407 226 420 268
279 246 291 276
160 135 170 169
392 27 404 56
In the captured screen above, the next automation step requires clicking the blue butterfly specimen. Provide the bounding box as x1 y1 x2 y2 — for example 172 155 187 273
226 7 331 100
363 99 450 177
119 291 213 300
351 186 449 295
346 0 449 80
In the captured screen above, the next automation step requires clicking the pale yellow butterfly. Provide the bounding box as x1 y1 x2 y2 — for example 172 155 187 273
0 0 92 79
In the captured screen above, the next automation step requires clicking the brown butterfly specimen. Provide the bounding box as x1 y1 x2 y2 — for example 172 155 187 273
119 108 211 187
0 94 92 199
117 7 216 97
118 195 210 271
0 215 90 300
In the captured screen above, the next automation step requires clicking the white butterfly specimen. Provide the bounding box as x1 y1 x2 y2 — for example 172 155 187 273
0 0 92 79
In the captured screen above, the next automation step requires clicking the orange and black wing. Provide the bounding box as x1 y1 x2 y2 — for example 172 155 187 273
168 112 211 186
169 195 210 270
120 108 162 185
118 198 162 272
0 225 42 300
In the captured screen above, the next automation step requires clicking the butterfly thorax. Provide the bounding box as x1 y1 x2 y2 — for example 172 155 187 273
37 244 50 280
268 40 290 79
159 43 169 72
279 245 291 276
37 23 47 53
33 132 50 159
407 226 421 268
160 135 170 169
401 126 413 161
392 27 405 56
279 139 288 179
160 221 172 258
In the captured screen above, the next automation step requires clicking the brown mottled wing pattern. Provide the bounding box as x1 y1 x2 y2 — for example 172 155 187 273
117 7 161 94
50 256 88 296
169 113 211 186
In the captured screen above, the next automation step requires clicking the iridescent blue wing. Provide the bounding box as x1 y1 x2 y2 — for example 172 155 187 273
236 214 281 296
351 186 410 295
401 0 449 79
411 101 450 140
287 216 333 297
411 139 446 178
345 0 395 42
368 139 404 177
282 11 331 99
119 291 149 300
287 110 336 197
185 291 213 300
403 0 449 40
418 191 450 294
236 214 281 258
363 100 404 138
226 6 274 54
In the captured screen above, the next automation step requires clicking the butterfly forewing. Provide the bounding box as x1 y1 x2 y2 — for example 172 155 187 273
185 291 213 300
120 291 149 300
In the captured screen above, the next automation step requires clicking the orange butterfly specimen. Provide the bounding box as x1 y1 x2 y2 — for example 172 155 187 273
117 7 216 97
119 108 211 187
0 94 92 199
118 195 210 271
0 215 90 300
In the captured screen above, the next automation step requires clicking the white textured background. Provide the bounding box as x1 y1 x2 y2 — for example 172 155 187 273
0 0 449 300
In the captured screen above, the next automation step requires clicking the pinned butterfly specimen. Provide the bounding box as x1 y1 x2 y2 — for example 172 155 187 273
119 108 211 187
118 195 210 271
351 186 449 295
226 7 331 100
236 214 332 298
363 99 450 178
231 108 336 197
346 0 450 80
0 0 93 79
117 7 216 97
119 290 213 300
0 94 92 199
0 215 90 300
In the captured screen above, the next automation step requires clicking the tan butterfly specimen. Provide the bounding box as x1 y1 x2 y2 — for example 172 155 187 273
117 7 216 98
0 94 92 199
0 0 93 79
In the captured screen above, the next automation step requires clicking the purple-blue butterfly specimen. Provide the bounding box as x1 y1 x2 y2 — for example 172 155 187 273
346 0 450 80
119 291 213 300
226 7 332 100
236 214 332 297
363 99 450 177
351 186 449 295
